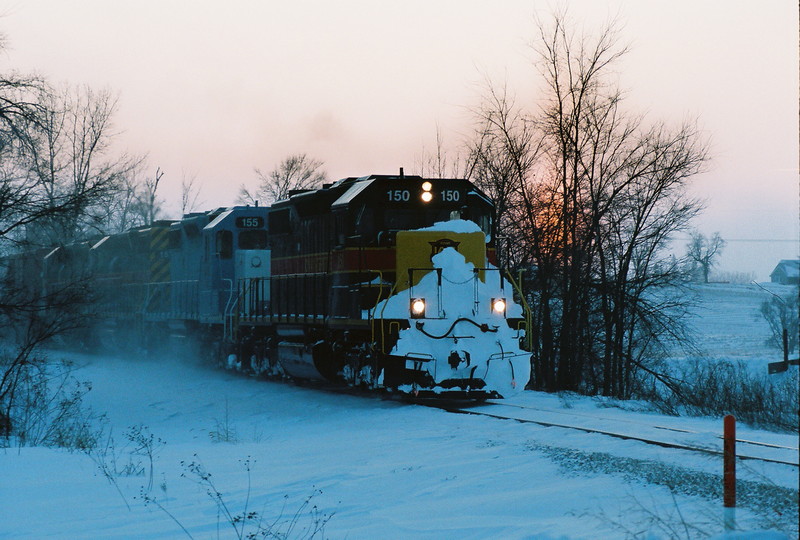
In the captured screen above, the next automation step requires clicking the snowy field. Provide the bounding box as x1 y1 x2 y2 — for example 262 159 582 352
1 283 798 539
681 282 796 363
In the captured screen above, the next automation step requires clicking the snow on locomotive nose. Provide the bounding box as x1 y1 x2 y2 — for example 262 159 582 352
371 222 530 398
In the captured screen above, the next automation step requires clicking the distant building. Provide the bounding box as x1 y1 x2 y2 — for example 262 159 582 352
769 259 800 285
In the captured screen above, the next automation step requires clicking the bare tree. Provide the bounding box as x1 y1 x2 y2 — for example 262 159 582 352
415 124 468 180
467 81 544 270
0 79 110 438
102 165 174 232
100 165 145 233
20 83 140 246
465 10 708 398
180 169 203 215
0 66 48 437
0 61 135 438
760 293 799 355
685 230 725 283
0 78 46 252
239 153 327 206
134 166 164 226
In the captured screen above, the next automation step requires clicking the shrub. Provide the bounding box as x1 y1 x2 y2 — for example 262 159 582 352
1 354 104 450
141 457 334 540
209 399 238 443
640 358 799 432
760 293 799 355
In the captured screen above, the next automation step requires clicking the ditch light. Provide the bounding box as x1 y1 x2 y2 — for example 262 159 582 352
491 298 506 315
410 298 426 318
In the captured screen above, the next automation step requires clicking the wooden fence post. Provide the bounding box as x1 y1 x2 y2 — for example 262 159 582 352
723 414 736 532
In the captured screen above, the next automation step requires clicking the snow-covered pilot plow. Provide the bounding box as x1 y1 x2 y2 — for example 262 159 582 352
369 221 531 399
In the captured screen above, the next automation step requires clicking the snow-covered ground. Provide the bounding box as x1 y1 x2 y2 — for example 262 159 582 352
2 284 798 539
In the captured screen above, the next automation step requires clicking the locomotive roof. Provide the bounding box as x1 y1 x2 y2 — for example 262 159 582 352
331 178 374 208
204 205 268 230
272 174 481 212
204 208 235 230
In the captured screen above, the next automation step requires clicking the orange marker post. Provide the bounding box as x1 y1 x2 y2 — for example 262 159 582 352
723 414 736 531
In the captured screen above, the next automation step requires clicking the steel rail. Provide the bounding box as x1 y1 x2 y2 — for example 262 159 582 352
445 405 798 468
484 401 800 452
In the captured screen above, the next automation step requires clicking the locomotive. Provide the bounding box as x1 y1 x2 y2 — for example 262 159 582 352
3 173 531 398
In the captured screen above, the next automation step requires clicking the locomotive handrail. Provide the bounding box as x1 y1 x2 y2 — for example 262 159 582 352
467 267 503 316
486 350 528 362
403 352 435 362
356 268 392 385
131 280 200 320
486 349 528 390
269 272 328 322
366 269 386 347
141 282 153 321
236 278 252 321
504 269 533 352
376 277 401 354
404 352 437 393
222 278 236 343
143 282 158 317
408 267 444 319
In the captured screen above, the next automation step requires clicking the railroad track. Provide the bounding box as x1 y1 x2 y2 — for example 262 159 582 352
442 401 799 468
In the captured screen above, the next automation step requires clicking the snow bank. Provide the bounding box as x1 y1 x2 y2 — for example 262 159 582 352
415 219 483 234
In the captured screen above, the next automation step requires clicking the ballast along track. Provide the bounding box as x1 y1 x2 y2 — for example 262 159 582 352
440 400 799 468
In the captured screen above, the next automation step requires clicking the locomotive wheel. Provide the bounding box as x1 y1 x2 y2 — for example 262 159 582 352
342 364 356 385
357 364 376 388
311 341 343 382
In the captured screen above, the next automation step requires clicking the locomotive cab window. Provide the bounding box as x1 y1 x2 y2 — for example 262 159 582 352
216 230 233 259
239 229 267 250
268 209 292 235
473 209 492 237
353 204 375 239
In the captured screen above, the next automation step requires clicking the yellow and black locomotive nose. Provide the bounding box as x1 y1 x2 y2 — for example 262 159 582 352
394 228 486 292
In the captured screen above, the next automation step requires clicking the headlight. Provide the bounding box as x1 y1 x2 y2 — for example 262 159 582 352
491 298 506 315
410 298 426 318
420 181 433 203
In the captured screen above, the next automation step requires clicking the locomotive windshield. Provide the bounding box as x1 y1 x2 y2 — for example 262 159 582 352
350 206 493 242
383 208 453 231
382 208 492 237
239 229 268 249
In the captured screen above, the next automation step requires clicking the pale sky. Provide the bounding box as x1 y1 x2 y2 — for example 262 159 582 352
2 0 798 280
